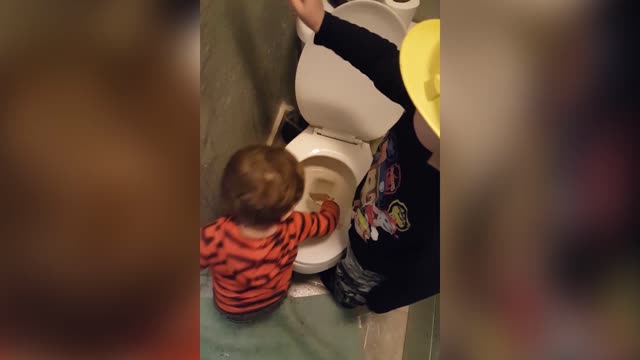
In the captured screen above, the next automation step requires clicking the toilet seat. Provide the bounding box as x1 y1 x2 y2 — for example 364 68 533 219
288 1 408 274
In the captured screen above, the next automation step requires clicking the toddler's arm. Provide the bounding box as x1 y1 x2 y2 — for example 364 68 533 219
291 200 340 243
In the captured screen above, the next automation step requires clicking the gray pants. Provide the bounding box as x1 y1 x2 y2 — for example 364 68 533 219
330 247 385 308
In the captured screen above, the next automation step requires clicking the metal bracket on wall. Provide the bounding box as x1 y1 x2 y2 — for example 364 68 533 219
266 101 295 145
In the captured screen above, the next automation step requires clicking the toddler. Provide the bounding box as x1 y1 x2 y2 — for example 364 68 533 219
200 145 340 321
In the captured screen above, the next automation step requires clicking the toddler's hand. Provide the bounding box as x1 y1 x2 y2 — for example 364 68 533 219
288 0 325 33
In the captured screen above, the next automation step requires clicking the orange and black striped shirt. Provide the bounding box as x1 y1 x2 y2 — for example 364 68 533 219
200 201 340 314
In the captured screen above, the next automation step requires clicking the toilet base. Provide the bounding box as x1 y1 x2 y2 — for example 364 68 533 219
293 249 346 274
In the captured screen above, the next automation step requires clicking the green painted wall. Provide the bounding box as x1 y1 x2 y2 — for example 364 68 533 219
200 0 299 225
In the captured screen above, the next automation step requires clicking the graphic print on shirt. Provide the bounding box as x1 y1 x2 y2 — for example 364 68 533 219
380 163 401 195
352 132 410 242
388 199 410 232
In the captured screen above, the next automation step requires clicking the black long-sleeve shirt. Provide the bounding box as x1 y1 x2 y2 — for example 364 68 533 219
314 13 440 312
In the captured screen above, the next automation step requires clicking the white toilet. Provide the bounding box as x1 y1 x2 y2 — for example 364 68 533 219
289 0 408 274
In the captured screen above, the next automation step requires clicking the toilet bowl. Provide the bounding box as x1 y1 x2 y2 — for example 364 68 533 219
289 0 407 274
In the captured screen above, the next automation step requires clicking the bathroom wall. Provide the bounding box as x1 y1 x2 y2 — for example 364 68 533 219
200 0 299 225
415 0 440 21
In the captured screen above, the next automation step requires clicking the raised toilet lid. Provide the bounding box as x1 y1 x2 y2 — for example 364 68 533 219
296 1 408 141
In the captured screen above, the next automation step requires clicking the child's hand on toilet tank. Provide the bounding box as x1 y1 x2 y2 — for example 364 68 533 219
289 0 325 33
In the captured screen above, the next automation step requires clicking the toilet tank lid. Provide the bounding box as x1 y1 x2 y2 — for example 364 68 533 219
295 1 408 141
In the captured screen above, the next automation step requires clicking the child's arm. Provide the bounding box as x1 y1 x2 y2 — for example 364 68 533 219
290 0 413 111
291 200 341 243
200 221 223 271
315 13 412 111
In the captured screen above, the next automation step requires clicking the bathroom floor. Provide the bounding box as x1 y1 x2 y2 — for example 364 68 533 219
200 271 439 360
